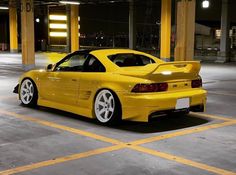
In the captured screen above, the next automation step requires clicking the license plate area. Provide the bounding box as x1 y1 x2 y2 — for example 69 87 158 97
175 98 190 110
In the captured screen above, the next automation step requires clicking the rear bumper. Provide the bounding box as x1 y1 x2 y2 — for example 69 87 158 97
119 89 207 122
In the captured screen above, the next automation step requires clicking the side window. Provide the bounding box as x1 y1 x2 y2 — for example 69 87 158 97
83 55 106 72
138 55 155 65
55 53 87 72
108 54 155 67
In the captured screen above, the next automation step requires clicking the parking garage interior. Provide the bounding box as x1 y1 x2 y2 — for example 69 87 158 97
0 0 236 175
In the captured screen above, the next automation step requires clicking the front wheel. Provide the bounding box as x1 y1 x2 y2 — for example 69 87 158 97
19 78 38 107
94 89 121 125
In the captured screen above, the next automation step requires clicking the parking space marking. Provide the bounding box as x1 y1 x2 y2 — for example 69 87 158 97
130 120 236 145
130 145 236 175
0 145 125 175
0 109 236 175
191 112 236 122
0 110 123 145
1 110 234 147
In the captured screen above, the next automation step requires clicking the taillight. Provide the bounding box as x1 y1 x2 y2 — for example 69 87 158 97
191 79 202 88
131 83 168 93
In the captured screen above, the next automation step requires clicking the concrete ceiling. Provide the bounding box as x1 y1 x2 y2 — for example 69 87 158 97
0 0 161 7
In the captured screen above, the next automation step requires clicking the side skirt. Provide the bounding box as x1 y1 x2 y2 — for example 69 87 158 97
38 98 93 119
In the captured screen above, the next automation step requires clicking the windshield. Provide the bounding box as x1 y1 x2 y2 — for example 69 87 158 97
108 53 155 67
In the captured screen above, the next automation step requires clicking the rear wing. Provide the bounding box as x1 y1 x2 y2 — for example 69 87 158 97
149 61 201 75
115 61 201 77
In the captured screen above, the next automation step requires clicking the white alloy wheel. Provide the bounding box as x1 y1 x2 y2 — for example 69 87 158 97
94 90 116 123
20 79 35 105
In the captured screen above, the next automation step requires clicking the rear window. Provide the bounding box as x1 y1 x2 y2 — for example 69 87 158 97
108 54 155 67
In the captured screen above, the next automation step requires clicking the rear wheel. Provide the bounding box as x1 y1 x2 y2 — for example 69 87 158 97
94 89 121 124
19 79 38 107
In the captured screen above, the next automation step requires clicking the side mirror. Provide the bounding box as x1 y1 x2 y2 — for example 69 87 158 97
46 64 53 71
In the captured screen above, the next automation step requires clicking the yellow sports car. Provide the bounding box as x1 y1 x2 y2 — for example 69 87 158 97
14 49 207 124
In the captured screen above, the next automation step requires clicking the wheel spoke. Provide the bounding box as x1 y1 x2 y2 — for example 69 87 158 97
26 95 31 102
108 95 113 104
102 94 108 102
26 82 30 89
23 84 28 90
22 87 27 92
98 101 105 107
108 106 114 112
104 110 109 119
29 84 33 92
98 108 105 115
24 94 28 101
22 93 27 98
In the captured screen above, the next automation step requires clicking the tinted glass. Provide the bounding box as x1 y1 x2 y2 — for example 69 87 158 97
55 54 87 72
83 55 106 72
108 54 155 67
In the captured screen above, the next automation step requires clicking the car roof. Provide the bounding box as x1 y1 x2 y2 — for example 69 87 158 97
85 49 162 72
90 49 145 55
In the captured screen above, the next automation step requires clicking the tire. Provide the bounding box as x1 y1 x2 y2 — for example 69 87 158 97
94 89 121 125
19 78 38 107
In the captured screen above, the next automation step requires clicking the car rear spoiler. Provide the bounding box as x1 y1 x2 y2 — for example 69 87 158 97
148 61 201 75
115 61 201 77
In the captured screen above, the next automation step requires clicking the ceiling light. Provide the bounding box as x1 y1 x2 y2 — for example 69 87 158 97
49 15 67 21
35 18 40 23
49 23 67 29
49 32 67 37
0 6 9 10
202 0 210 8
59 1 80 5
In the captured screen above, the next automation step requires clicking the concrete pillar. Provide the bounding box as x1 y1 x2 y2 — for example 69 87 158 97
21 0 35 71
70 5 79 52
129 0 136 49
217 0 230 63
9 0 18 53
160 0 171 61
174 0 196 61
66 5 71 53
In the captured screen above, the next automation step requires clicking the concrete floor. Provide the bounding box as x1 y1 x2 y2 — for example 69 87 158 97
0 53 236 175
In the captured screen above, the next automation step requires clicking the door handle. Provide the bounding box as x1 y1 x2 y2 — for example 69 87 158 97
72 79 77 82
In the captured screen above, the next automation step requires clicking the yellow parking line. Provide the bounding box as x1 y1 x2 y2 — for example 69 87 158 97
130 121 236 145
131 146 236 175
191 112 235 122
0 145 125 175
0 109 236 174
0 110 123 145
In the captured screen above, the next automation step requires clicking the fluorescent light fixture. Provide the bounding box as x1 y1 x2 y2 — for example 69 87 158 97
50 32 67 37
202 0 210 8
49 15 67 21
59 1 80 5
161 71 172 75
0 6 9 10
49 23 67 29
